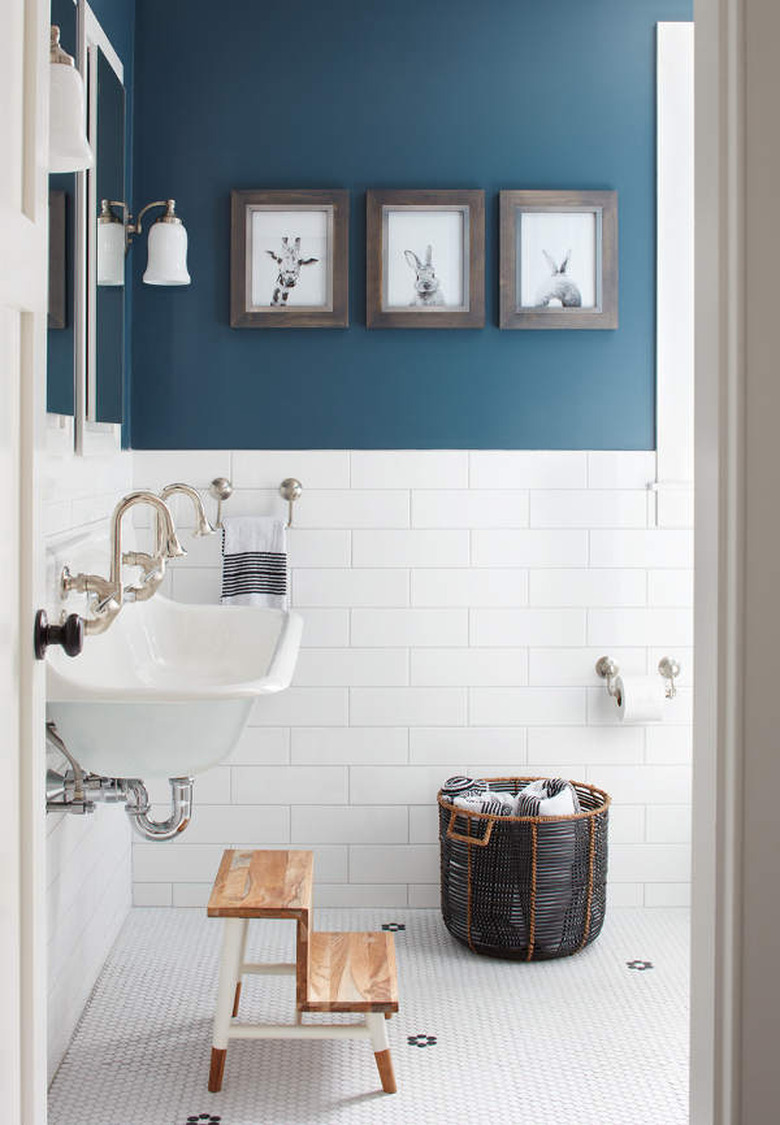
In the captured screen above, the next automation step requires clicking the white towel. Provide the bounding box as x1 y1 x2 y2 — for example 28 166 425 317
221 516 288 608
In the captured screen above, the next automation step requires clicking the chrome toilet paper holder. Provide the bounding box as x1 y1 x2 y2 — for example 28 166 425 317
595 655 681 700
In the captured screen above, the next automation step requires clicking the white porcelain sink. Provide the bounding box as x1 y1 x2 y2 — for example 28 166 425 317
46 595 302 779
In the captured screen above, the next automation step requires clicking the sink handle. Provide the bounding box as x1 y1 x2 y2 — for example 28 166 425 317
34 609 85 660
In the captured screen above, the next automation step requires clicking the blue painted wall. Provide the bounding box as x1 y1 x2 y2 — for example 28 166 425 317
131 0 691 450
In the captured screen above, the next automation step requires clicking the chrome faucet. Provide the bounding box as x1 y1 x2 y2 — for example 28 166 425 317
123 482 214 602
62 491 185 633
160 483 214 539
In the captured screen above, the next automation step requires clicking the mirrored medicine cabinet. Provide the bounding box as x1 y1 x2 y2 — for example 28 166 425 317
47 0 126 454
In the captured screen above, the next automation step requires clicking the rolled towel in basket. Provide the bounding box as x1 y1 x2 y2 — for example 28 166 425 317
513 777 581 818
441 775 488 800
453 791 516 816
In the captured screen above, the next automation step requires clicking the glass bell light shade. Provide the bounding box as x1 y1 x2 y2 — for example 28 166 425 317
49 26 93 173
97 205 126 287
143 209 191 286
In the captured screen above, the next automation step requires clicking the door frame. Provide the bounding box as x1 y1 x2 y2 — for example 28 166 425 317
690 0 780 1122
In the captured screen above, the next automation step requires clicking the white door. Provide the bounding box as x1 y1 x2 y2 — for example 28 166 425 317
0 1 49 1122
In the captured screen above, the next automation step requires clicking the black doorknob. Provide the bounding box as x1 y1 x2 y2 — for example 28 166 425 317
34 610 84 660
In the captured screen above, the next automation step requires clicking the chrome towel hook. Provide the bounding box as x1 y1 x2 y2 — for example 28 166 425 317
658 656 681 698
209 477 233 530
595 655 621 698
279 478 303 527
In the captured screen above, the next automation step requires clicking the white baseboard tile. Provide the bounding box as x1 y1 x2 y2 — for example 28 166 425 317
605 882 646 908
133 883 173 907
644 882 691 907
408 884 441 908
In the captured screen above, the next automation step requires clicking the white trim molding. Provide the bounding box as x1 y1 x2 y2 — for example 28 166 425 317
657 22 695 490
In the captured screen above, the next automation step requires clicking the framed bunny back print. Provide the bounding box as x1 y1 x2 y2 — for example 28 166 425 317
366 189 485 328
231 189 349 328
500 190 618 329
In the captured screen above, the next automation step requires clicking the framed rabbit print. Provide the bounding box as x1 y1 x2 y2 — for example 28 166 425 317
366 190 485 328
500 190 618 329
230 189 349 328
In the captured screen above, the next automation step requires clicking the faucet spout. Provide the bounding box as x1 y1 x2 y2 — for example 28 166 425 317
159 482 215 542
110 490 185 602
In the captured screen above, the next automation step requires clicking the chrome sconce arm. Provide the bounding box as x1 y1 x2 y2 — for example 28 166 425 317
126 198 180 241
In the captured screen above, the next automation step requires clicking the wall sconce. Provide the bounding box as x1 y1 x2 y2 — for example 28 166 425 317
97 200 126 287
130 199 191 286
49 25 93 173
96 198 192 287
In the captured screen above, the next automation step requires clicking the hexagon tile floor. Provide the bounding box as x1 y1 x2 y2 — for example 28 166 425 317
48 907 689 1125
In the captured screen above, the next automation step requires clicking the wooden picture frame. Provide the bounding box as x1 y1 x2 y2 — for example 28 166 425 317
500 190 618 329
230 189 349 328
366 189 485 328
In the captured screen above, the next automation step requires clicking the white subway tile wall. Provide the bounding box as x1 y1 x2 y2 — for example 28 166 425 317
44 447 134 1080
130 449 693 910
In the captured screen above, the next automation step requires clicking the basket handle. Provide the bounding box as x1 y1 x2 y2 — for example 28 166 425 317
446 809 495 847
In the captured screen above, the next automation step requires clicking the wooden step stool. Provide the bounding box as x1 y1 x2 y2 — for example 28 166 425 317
206 849 399 1095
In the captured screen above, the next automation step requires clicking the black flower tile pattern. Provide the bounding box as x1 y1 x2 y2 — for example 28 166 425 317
407 1033 437 1048
382 923 406 932
626 960 654 971
185 1115 221 1123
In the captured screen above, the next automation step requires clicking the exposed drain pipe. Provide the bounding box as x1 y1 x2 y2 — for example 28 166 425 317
124 777 194 841
46 722 194 841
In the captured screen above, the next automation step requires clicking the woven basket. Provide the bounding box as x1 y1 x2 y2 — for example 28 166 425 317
438 777 610 961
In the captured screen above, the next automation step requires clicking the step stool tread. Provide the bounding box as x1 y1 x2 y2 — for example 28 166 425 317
303 931 399 1014
207 849 313 918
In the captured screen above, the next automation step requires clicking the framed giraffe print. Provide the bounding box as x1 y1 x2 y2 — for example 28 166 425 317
230 189 349 327
499 190 618 329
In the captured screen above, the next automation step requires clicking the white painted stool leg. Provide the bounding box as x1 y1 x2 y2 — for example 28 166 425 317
232 919 249 1016
208 918 245 1093
366 1012 396 1094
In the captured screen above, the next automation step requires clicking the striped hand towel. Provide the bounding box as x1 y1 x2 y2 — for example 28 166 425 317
220 516 288 608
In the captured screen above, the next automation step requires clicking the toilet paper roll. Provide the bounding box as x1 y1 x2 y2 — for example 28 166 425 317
614 674 666 723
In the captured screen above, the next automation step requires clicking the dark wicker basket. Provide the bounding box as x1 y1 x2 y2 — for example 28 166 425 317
438 777 610 961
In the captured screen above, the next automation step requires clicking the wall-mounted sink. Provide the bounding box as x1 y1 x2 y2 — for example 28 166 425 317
46 595 302 779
